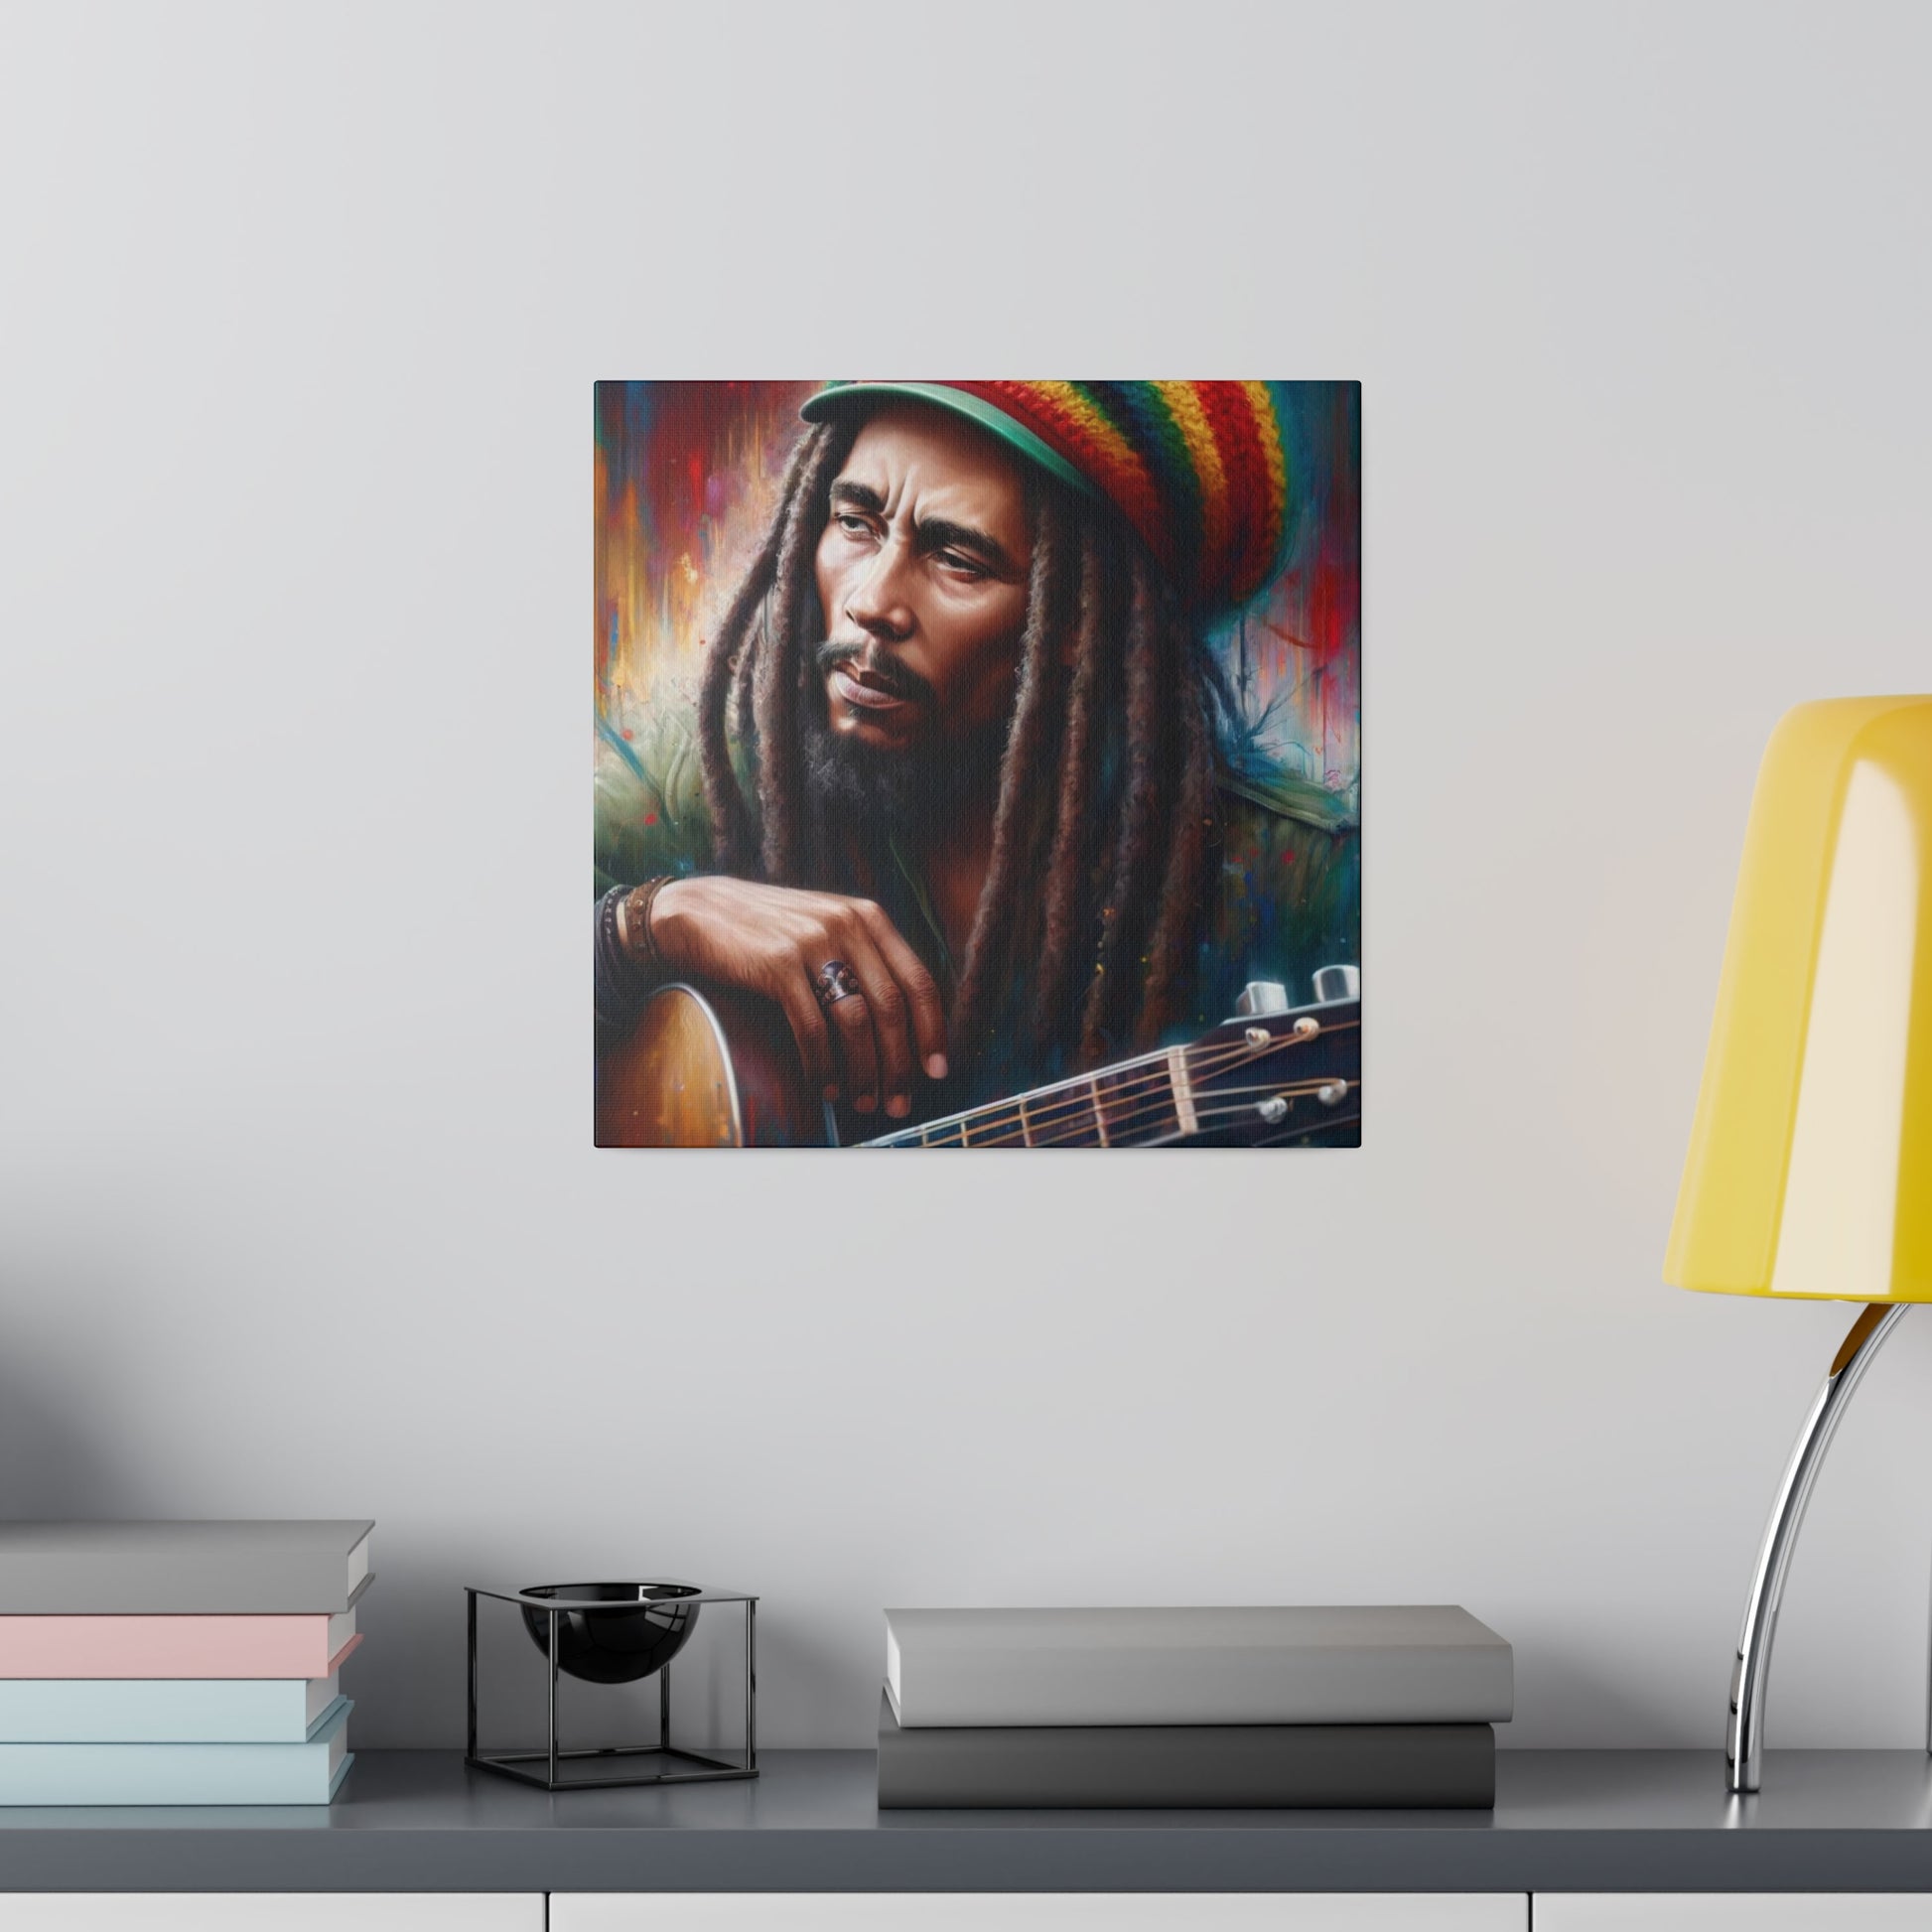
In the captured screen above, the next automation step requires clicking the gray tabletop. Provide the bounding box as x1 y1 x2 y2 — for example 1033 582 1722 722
3 1749 1932 1892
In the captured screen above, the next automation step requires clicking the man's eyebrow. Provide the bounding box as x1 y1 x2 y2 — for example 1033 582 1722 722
827 477 1020 578
915 516 1017 577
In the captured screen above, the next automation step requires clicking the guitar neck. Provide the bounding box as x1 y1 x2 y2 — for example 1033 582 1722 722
859 997 1360 1150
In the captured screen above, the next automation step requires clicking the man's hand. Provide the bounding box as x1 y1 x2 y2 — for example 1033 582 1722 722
646 877 949 1119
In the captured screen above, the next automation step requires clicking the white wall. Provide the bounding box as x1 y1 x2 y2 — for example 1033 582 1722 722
2 0 1928 1751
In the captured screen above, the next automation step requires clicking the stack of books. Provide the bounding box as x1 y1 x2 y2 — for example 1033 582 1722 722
0 1520 372 1805
878 1604 1512 1808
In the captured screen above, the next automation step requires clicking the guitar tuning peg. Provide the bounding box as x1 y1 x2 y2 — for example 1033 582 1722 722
1234 981 1289 1018
1312 964 1361 1004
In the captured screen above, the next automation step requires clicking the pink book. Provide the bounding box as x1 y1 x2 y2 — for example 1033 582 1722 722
0 1611 359 1679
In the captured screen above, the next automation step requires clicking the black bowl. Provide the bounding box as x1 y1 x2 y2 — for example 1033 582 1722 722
519 1582 702 1685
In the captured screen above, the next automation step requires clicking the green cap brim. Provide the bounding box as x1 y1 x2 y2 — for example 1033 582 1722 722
799 382 1103 507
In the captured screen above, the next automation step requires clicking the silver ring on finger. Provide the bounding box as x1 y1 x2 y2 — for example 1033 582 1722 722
811 959 865 1012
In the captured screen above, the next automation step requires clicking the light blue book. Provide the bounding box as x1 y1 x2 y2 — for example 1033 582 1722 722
0 1698 350 1804
0 1671 344 1742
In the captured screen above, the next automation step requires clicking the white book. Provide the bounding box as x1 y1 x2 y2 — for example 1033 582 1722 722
0 1521 372 1614
884 1605 1514 1728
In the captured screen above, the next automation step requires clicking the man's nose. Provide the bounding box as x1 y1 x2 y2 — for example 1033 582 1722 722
843 537 914 641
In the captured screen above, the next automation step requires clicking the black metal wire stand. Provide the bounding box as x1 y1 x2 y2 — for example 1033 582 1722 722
464 1585 759 1792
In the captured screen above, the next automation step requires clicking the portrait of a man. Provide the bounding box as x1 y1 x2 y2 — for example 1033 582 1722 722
594 381 1360 1148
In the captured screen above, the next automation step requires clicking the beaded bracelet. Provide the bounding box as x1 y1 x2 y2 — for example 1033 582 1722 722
618 876 674 974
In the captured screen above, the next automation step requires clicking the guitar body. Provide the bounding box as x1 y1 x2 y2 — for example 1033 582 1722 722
598 977 1361 1150
595 983 829 1148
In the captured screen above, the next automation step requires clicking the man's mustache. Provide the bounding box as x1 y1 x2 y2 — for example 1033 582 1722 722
813 638 934 708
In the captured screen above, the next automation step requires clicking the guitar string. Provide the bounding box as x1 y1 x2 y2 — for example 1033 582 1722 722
1132 1082 1363 1148
919 1019 1362 1145
876 1039 1188 1143
959 1076 1359 1151
983 1074 1348 1150
878 1020 1361 1148
880 1031 1360 1149
879 1047 1269 1147
885 1029 1359 1149
957 1076 1361 1150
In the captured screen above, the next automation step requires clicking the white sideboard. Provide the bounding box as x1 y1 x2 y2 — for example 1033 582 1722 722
1536 1899 1932 1929
550 1898 1524 1931
0 1900 541 1931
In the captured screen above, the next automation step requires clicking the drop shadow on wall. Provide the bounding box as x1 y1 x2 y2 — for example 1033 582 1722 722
1515 1627 1723 1749
750 1609 864 1749
0 1310 166 1518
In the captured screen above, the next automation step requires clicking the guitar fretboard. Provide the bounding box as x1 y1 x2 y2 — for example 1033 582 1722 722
869 1048 1192 1150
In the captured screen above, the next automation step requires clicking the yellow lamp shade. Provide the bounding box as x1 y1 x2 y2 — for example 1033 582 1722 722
1666 696 1932 1303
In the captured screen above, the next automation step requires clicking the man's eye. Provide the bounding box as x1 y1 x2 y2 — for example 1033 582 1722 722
939 552 988 579
836 513 875 536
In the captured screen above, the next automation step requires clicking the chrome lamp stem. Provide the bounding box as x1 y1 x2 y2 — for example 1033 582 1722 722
1727 1301 1908 1794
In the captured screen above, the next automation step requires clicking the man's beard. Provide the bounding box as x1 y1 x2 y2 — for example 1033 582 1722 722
801 639 1011 838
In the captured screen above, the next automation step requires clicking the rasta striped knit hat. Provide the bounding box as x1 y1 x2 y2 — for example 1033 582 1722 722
799 380 1292 620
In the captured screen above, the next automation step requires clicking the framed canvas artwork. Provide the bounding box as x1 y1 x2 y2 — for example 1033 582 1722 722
594 381 1360 1148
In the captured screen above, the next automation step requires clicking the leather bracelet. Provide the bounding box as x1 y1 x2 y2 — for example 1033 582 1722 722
620 876 674 973
595 885 647 1018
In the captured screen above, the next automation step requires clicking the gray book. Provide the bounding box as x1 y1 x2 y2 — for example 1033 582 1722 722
885 1605 1512 1728
877 1692 1494 1809
0 1521 374 1613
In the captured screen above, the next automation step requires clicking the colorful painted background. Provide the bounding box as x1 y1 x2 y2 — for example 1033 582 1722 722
594 381 1360 810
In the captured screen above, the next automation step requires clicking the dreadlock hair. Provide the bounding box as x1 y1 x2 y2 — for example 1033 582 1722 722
695 418 1231 1075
